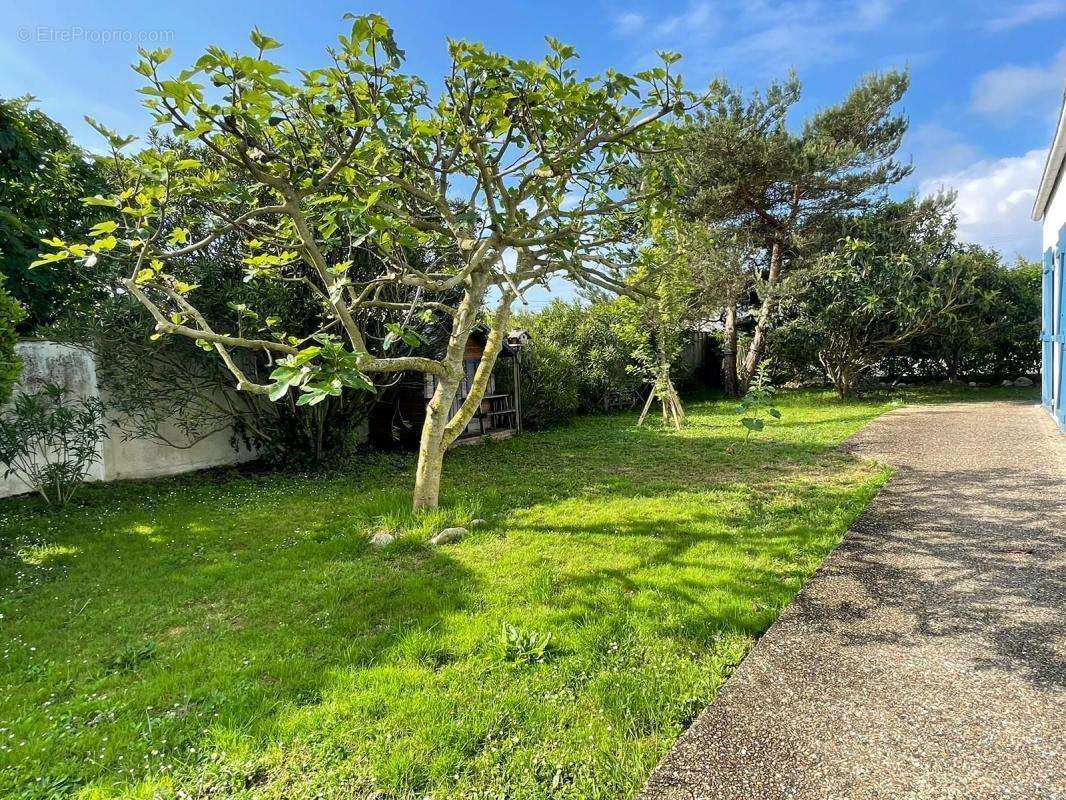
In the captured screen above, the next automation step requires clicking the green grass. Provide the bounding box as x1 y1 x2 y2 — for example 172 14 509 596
0 387 1035 799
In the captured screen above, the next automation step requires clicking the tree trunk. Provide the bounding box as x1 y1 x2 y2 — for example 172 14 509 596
834 373 854 398
410 279 513 512
412 372 460 511
740 240 782 392
947 347 962 382
822 353 863 400
410 277 486 512
722 301 739 398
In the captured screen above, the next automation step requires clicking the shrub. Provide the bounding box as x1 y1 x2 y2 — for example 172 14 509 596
519 338 580 430
0 96 106 331
515 298 701 427
0 383 107 505
769 235 1041 387
516 299 647 413
887 255 1040 381
734 363 781 446
0 276 24 404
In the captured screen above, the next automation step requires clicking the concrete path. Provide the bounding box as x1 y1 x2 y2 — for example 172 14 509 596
640 401 1066 800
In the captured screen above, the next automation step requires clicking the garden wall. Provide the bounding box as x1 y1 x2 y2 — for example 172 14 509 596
0 340 256 498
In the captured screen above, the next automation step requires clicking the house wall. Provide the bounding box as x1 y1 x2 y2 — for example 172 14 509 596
1 341 257 498
1041 171 1066 431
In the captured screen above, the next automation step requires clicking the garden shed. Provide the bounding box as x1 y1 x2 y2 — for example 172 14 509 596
369 328 526 448
1032 90 1066 432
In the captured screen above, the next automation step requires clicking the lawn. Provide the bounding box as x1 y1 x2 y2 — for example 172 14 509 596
0 387 1033 800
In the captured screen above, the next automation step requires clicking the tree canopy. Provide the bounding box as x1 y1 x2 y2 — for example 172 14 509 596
35 14 693 508
676 70 910 390
777 195 968 397
0 96 105 331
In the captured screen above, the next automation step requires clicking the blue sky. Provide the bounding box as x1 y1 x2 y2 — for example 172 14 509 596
1 0 1062 282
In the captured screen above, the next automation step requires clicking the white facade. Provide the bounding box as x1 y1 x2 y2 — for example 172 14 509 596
1033 92 1066 431
1 341 256 498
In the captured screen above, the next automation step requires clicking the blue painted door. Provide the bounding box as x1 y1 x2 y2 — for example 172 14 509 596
1043 246 1054 410
1058 227 1066 428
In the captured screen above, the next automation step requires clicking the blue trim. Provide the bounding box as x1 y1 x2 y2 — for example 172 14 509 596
1042 245 1054 410
1058 227 1066 429
1049 225 1066 430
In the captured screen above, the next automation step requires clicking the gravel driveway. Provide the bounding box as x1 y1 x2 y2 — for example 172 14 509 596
639 401 1066 800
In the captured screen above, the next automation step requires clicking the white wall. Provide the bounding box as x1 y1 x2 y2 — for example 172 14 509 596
1 341 257 498
1042 172 1066 251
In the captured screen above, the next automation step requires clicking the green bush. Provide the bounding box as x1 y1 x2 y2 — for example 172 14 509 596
519 338 580 430
0 383 107 505
0 96 106 331
517 299 646 413
887 255 1040 381
0 275 24 403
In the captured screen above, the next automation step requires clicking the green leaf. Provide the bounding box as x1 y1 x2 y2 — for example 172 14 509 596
89 221 119 237
250 27 282 51
83 195 121 208
91 235 118 253
29 252 69 269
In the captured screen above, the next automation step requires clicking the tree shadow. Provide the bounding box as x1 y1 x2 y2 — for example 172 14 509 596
784 403 1066 692
0 399 885 797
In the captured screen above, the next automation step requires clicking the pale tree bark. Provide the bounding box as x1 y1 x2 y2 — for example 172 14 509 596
412 375 459 512
740 239 782 392
410 278 514 511
410 276 485 511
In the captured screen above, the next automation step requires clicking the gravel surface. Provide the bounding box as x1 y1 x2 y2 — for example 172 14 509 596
639 401 1066 800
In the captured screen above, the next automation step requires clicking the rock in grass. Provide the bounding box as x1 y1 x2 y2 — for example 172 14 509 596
369 531 395 548
430 526 468 546
1014 376 1033 387
1001 379 1014 387
469 518 488 528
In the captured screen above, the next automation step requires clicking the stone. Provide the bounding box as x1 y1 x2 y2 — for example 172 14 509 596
1001 379 1014 387
369 531 394 548
1014 376 1034 387
468 518 488 528
430 526 468 546
968 381 977 387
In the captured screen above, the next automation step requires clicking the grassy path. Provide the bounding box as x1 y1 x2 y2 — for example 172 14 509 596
0 388 1028 799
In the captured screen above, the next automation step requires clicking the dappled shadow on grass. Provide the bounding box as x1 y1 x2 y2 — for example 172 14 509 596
515 471 880 647
0 512 478 797
0 396 889 799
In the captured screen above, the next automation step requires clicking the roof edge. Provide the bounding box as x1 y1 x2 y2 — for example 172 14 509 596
1032 88 1066 221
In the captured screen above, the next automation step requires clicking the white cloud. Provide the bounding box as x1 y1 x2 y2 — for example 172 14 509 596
611 0 898 76
970 49 1066 121
905 122 982 181
612 11 647 36
653 2 715 38
985 0 1066 31
919 149 1047 258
